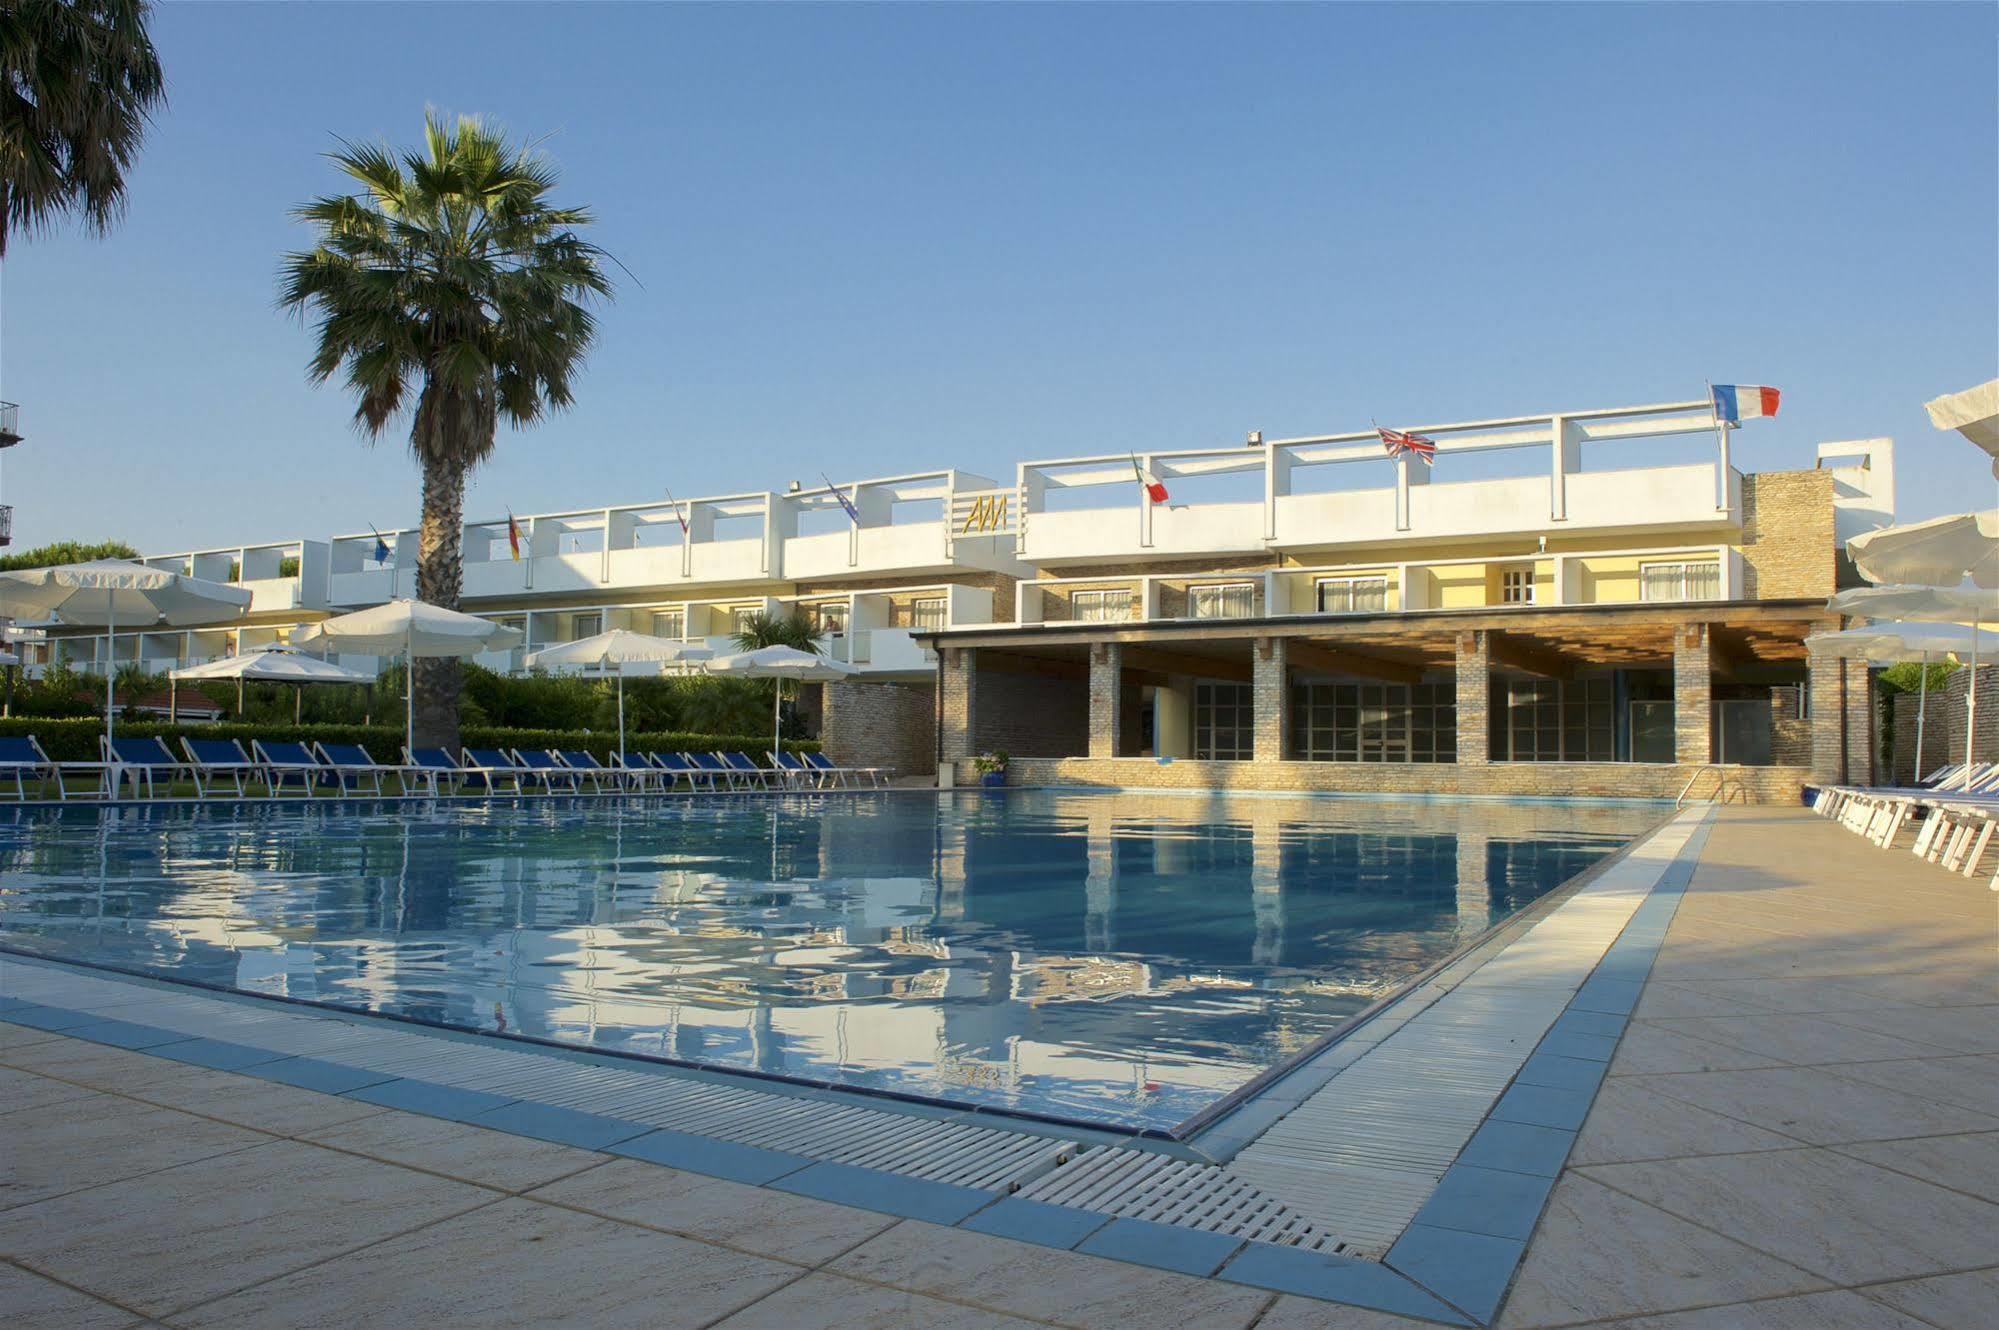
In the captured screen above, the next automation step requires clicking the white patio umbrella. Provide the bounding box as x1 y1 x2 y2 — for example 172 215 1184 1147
1925 379 1999 478
704 644 855 758
169 643 374 723
1828 584 1999 775
1806 621 1999 781
1848 510 1998 590
291 600 524 756
525 629 713 761
0 559 250 745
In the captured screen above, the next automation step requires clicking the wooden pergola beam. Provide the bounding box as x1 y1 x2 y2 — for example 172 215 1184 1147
1119 646 1253 683
1286 642 1425 684
1487 631 1576 681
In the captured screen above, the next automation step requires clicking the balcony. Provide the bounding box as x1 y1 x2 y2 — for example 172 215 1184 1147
0 401 19 448
140 541 328 613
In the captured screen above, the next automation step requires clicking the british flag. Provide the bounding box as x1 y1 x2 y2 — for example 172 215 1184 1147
1378 425 1437 466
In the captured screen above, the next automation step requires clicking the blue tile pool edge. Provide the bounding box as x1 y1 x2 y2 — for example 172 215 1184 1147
0 807 1716 1328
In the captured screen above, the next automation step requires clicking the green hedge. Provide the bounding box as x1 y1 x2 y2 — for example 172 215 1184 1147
0 717 819 765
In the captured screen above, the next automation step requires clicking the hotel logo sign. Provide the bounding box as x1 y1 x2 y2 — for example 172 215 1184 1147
951 488 1018 538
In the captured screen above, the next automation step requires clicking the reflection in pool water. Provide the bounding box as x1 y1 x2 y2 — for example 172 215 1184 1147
0 790 1663 1130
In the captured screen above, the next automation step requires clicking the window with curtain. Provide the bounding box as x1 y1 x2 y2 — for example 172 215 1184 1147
651 610 684 639
1315 577 1388 614
1188 582 1256 620
908 597 947 631
1639 561 1720 602
570 612 602 639
1070 589 1132 622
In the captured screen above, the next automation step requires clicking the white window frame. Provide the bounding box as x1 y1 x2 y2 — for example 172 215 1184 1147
1315 576 1389 615
908 597 947 631
570 612 602 639
1070 588 1132 623
1188 582 1257 620
730 606 761 632
650 610 685 640
1639 560 1721 603
1499 568 1536 605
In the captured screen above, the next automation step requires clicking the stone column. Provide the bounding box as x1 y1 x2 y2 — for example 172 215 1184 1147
939 647 977 766
1674 623 1713 765
1154 674 1194 759
1455 630 1490 765
1455 825 1492 939
1253 637 1289 763
1088 643 1122 759
1808 649 1847 784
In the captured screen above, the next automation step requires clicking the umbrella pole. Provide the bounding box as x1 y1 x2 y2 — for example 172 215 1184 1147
295 683 303 725
405 622 415 760
103 590 115 747
1968 632 1980 777
774 681 782 764
617 670 626 765
1914 653 1928 782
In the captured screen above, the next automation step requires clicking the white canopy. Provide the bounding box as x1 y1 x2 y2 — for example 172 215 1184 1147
704 645 854 759
1925 379 1999 475
0 648 18 667
291 600 524 755
704 645 854 682
1847 511 1999 591
0 559 252 743
1806 621 1999 662
168 643 373 684
1826 584 1996 623
290 599 524 657
525 629 711 673
525 629 713 760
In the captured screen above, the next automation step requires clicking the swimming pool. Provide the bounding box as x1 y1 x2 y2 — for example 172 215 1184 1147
0 790 1664 1131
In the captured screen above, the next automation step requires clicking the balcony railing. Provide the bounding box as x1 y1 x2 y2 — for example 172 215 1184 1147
0 504 11 547
0 401 18 447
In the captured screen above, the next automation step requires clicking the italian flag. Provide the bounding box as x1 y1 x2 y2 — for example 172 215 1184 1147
1130 454 1168 504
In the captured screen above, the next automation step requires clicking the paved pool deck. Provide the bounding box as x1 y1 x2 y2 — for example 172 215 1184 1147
2 804 1994 1329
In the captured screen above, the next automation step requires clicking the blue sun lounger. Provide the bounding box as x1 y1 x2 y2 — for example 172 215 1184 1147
182 737 260 797
102 735 188 798
509 749 579 792
460 748 525 793
553 749 616 792
251 740 325 797
0 735 80 800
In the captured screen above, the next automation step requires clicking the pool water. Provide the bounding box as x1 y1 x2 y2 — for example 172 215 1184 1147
0 790 1663 1131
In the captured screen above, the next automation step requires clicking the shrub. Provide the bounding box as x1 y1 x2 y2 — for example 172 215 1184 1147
0 717 819 765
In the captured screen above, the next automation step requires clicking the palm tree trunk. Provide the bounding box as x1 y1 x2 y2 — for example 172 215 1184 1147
412 450 467 751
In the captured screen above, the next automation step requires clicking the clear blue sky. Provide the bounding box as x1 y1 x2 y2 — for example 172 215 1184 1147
3 2 1994 554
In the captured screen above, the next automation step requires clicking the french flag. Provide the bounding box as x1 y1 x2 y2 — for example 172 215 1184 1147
1712 384 1781 425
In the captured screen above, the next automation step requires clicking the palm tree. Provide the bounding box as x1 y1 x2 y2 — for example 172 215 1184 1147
280 114 611 749
0 0 165 255
731 611 822 656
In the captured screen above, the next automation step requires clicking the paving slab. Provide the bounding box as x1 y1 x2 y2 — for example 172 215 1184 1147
0 1261 145 1330
829 1220 1274 1330
172 1195 798 1329
707 1271 1050 1329
303 1109 610 1192
530 1157 896 1265
0 1138 494 1317
1862 1266 1999 1330
1831 1131 1999 1205
0 1089 267 1211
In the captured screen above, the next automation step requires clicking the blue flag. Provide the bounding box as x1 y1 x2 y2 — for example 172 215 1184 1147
370 527 391 563
822 474 861 525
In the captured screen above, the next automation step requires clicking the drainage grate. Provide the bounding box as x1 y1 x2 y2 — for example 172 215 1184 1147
1017 1146 1354 1254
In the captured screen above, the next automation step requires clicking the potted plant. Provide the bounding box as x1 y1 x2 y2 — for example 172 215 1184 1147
973 751 1010 788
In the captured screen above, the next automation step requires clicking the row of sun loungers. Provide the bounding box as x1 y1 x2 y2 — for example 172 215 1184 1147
1809 761 1999 888
0 734 889 801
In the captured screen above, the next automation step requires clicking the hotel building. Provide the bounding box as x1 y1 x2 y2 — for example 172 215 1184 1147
33 395 1892 801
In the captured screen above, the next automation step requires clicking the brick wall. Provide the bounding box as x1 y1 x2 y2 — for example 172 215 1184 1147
1253 637 1288 761
1673 623 1713 764
821 680 936 778
965 756 1811 803
1890 664 1999 783
1771 688 1811 766
1455 630 1490 765
966 664 1090 758
1739 471 1836 600
939 647 976 761
1808 652 1851 784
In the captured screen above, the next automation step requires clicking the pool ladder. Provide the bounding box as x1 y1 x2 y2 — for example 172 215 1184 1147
1675 765 1743 808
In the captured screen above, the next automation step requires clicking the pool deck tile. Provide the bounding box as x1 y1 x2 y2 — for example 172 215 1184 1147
253 1054 396 1095
1530 1028 1617 1062
1075 1216 1244 1277
1453 1119 1576 1180
1569 978 1644 1016
773 1160 996 1226
468 1100 654 1151
1219 1243 1471 1325
1489 1082 1595 1132
959 1195 1110 1249
1387 1223 1526 1325
1548 1008 1625 1040
4 1002 118 1032
609 1127 814 1186
1409 1164 1556 1242
345 1076 518 1122
61 1018 194 1051
1512 1052 1608 1095
150 1036 289 1072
